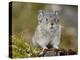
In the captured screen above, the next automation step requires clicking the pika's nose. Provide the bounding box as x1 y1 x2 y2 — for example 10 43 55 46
51 23 53 25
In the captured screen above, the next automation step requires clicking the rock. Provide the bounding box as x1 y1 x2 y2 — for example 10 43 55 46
44 50 56 56
43 48 77 57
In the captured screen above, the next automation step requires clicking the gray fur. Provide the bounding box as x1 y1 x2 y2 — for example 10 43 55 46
32 10 62 49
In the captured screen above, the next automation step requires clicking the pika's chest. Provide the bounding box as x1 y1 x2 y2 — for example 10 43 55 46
40 30 57 41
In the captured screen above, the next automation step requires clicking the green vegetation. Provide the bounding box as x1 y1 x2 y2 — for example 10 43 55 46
11 34 42 58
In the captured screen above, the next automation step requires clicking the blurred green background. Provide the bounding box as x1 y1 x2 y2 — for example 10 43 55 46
10 2 78 58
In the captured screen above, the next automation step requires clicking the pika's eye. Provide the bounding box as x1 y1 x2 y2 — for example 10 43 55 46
40 20 42 23
55 19 59 23
57 19 59 23
50 16 52 18
46 18 48 21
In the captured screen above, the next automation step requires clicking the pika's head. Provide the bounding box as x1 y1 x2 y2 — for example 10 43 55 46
38 10 60 32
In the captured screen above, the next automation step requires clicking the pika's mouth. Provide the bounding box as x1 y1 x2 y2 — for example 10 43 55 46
50 27 54 32
50 29 54 32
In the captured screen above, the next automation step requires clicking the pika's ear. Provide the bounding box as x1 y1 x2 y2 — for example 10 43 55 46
55 11 60 18
38 10 45 23
55 11 60 23
38 10 43 14
38 10 45 17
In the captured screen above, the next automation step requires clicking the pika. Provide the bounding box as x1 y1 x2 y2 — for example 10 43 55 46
32 10 62 50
